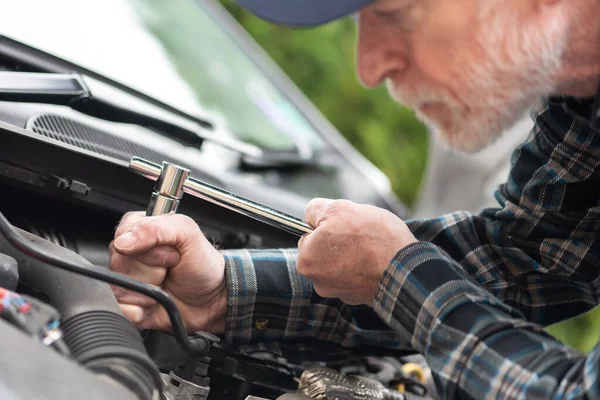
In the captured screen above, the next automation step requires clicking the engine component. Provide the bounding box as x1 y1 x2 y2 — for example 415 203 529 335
160 336 222 400
206 350 300 400
23 219 111 268
161 355 213 400
244 396 313 400
0 213 162 400
338 357 398 387
162 371 210 400
51 175 91 196
0 318 138 400
60 311 159 399
0 252 18 290
335 357 431 397
130 157 313 237
0 287 68 355
297 366 405 400
395 363 427 394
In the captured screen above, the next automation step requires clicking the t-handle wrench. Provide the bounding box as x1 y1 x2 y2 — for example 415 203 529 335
144 162 190 216
130 157 314 236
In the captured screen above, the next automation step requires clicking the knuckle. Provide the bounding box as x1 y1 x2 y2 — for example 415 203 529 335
126 211 145 220
166 214 202 247
134 216 155 231
130 218 158 241
332 199 354 212
319 221 336 236
323 199 352 218
306 197 323 207
173 214 199 233
120 211 137 223
296 257 310 276
116 211 144 233
144 246 179 268
296 262 307 276
322 201 338 217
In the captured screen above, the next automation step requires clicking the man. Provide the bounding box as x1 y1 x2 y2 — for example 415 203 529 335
109 0 600 398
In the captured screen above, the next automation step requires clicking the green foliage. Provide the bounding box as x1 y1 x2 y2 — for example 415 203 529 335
220 1 599 353
220 0 428 207
547 307 600 353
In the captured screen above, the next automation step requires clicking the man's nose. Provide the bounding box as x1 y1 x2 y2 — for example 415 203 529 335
356 11 409 88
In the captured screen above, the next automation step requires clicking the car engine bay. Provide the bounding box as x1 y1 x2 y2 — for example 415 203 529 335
0 35 437 400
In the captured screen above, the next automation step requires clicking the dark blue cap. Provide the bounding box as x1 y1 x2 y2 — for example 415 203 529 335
237 0 373 27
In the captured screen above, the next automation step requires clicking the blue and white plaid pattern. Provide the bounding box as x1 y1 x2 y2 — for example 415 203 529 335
221 98 600 398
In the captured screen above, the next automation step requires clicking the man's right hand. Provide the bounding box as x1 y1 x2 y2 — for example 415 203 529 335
109 212 227 334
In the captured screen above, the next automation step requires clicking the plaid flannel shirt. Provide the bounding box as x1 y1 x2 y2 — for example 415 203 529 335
220 97 600 399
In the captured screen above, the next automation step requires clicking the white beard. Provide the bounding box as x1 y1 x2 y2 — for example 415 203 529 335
388 3 570 153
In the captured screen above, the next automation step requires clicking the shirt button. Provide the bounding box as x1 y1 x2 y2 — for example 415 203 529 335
255 318 269 331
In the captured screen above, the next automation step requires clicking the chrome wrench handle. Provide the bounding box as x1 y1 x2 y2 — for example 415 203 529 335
130 157 314 237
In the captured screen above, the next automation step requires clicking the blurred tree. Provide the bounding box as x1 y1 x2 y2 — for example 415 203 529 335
547 307 600 354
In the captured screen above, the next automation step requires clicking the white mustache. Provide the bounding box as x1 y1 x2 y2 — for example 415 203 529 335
385 79 455 111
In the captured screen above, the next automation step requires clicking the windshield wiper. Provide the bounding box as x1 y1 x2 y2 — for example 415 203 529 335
0 36 318 167
0 71 265 157
0 36 214 126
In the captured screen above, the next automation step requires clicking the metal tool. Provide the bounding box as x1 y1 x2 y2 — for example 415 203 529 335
130 157 314 236
145 162 190 216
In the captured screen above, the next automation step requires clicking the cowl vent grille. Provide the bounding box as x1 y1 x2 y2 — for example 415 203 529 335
27 114 174 165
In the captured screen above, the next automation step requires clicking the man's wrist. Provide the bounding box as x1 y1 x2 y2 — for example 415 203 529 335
206 280 227 334
187 254 228 334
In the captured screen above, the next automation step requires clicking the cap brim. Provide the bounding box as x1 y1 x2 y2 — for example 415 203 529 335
237 0 372 27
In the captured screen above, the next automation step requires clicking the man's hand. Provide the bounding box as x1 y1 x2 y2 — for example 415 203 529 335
109 212 227 333
298 199 417 305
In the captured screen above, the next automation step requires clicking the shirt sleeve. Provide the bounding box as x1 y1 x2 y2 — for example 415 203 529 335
220 248 410 353
406 101 600 326
374 241 600 399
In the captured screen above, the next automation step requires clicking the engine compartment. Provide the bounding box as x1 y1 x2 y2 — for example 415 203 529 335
0 34 434 397
0 107 438 399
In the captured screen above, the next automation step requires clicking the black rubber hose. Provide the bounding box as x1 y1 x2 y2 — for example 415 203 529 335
0 214 161 400
61 312 160 399
0 212 211 354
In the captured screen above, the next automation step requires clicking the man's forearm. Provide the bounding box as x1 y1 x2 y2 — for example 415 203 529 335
219 248 409 350
405 208 600 326
374 241 600 399
402 103 600 327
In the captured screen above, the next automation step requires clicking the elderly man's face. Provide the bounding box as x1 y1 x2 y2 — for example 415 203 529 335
357 0 569 152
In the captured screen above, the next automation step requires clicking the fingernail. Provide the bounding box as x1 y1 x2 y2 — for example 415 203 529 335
115 232 137 250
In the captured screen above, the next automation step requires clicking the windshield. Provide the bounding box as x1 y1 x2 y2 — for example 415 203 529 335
0 0 325 152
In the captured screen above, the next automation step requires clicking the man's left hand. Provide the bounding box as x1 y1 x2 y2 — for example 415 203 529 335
298 198 418 305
